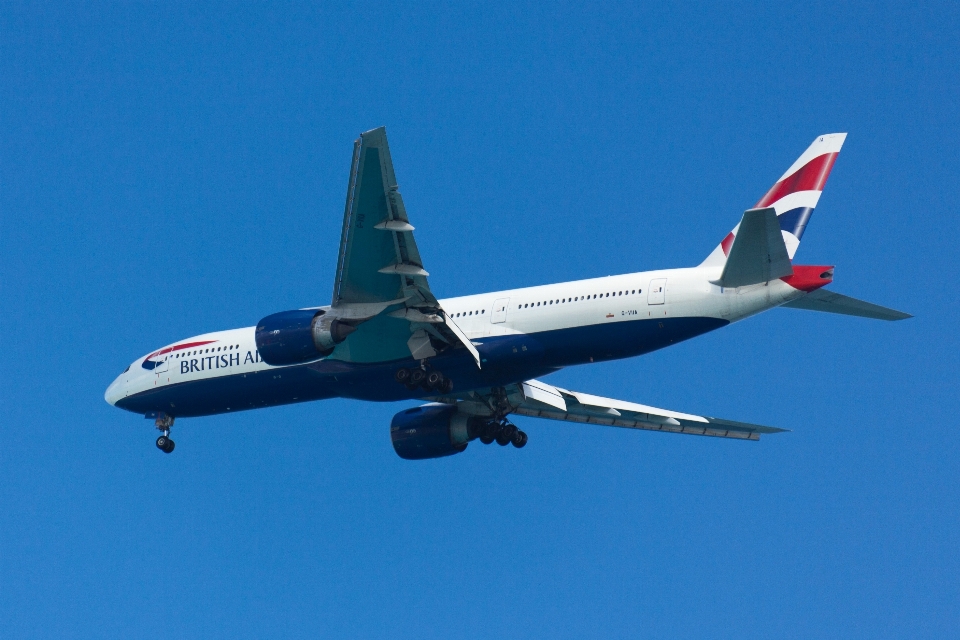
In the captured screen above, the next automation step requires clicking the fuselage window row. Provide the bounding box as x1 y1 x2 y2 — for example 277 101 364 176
516 289 642 310
173 344 240 359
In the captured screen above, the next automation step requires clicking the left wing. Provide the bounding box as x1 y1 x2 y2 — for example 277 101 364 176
436 379 787 441
327 127 479 366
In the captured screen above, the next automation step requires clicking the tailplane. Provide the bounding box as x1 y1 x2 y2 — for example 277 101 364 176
701 133 847 267
782 289 912 321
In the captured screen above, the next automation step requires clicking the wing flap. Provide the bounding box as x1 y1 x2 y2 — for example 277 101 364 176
521 379 567 411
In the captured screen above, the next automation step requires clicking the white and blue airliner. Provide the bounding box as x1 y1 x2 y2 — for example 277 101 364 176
106 128 909 458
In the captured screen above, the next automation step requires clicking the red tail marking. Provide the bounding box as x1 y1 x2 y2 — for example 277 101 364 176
755 153 839 208
720 232 735 256
781 265 834 292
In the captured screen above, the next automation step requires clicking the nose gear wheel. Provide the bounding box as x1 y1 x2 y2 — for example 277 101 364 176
153 413 176 454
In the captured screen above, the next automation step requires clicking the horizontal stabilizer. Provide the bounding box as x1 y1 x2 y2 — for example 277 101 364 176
712 208 793 288
782 288 912 321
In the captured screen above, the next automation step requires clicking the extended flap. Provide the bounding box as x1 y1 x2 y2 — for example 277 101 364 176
521 379 567 411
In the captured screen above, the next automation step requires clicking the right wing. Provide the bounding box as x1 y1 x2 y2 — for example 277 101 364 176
332 127 431 308
436 379 787 441
782 288 912 321
326 127 480 366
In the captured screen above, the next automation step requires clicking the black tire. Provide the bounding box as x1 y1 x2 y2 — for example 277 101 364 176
394 368 411 384
164 439 176 453
495 424 513 446
156 436 168 451
409 369 426 386
512 430 528 449
426 371 443 389
442 378 454 394
479 434 494 445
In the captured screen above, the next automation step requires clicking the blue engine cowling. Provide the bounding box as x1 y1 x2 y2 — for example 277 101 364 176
255 309 356 366
391 404 475 460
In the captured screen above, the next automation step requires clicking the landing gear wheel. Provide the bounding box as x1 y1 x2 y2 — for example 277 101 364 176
156 436 175 453
394 368 411 384
495 423 516 446
441 378 454 394
426 371 444 390
409 369 426 387
512 430 528 448
479 421 497 444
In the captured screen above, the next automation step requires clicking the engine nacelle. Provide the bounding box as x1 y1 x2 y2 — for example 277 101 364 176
254 309 356 366
390 404 479 460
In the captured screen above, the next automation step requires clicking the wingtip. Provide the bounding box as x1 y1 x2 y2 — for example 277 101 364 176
361 125 387 138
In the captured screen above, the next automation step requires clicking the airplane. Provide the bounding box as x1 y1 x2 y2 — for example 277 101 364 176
105 128 910 458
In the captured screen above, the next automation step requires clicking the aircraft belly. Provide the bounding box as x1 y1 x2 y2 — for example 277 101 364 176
115 366 340 417
533 316 728 366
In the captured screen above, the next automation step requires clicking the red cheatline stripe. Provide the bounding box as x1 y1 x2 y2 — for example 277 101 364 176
146 340 217 360
754 152 838 208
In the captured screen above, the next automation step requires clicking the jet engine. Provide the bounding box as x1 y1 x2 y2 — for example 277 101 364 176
390 404 479 460
254 309 356 366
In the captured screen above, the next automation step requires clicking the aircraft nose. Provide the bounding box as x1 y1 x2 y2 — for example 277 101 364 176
104 376 124 407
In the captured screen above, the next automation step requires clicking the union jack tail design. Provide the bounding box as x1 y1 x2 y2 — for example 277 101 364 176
701 133 847 267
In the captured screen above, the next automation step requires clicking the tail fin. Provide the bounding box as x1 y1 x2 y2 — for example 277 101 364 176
701 133 847 267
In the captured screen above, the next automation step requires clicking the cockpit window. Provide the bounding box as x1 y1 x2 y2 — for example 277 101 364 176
123 365 130 373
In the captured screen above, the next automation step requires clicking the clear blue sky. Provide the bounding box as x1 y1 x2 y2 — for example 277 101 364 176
2 3 958 638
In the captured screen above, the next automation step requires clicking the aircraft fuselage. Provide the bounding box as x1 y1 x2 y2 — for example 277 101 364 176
105 266 807 418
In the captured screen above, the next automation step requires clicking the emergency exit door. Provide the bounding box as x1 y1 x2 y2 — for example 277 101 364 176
491 298 510 323
648 279 666 305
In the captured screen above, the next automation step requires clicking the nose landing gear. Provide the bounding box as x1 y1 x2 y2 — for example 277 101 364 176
156 435 175 453
153 413 176 453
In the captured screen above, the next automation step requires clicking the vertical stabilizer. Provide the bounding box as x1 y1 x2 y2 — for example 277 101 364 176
701 133 847 268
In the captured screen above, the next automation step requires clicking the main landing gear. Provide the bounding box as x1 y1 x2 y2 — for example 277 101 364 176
154 413 176 454
476 419 527 448
394 366 454 394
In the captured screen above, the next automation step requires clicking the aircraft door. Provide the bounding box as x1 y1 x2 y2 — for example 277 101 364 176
648 278 666 305
491 297 510 324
